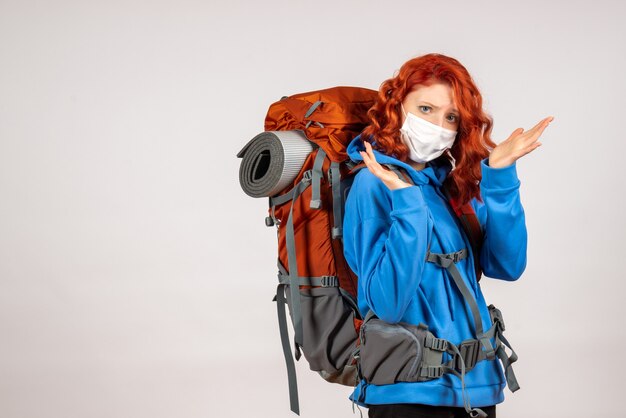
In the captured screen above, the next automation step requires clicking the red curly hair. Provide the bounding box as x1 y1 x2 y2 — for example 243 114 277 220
360 53 497 206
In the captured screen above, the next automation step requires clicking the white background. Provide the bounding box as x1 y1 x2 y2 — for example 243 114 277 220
1 1 624 417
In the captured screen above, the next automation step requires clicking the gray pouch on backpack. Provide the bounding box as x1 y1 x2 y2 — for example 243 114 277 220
285 286 360 380
359 317 434 385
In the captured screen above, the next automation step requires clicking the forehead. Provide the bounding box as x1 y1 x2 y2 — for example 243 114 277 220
405 83 458 110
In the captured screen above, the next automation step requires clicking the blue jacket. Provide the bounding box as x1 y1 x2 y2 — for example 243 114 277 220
342 133 527 408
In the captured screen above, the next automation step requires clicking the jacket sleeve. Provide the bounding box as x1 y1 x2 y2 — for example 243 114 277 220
470 157 528 281
342 171 432 323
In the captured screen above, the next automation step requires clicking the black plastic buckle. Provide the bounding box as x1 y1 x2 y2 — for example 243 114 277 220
446 249 465 263
456 340 480 372
320 276 339 287
423 366 444 378
432 249 466 266
429 337 448 352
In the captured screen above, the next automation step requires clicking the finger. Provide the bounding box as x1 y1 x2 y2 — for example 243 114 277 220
509 127 524 139
361 143 374 165
360 149 382 175
361 153 382 178
533 117 549 129
364 141 377 161
518 117 553 145
363 142 384 172
360 150 372 166
514 139 543 162
527 118 553 142
526 141 542 155
526 116 554 136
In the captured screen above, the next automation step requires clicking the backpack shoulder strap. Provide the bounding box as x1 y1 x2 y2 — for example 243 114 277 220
441 183 484 282
347 161 366 175
383 163 484 282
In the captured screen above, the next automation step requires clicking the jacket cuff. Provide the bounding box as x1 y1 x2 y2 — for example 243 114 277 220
390 186 426 213
480 157 520 189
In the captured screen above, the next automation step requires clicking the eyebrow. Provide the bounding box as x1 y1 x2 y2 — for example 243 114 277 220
419 101 459 113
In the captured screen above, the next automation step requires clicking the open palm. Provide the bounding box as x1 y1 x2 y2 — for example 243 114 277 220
489 116 554 168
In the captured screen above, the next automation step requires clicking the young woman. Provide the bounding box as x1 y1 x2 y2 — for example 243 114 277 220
342 53 553 418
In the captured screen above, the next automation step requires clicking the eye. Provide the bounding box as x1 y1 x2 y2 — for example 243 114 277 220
447 114 459 123
419 105 431 113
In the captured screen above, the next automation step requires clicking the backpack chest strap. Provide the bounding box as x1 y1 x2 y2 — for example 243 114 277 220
426 249 496 361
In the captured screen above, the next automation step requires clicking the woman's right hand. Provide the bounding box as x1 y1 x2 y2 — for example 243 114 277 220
359 141 413 190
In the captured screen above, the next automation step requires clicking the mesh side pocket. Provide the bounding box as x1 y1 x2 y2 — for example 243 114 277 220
286 287 359 375
359 318 428 385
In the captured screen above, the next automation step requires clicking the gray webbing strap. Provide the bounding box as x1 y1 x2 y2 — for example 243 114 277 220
277 273 340 288
266 198 278 227
275 282 300 415
441 342 488 418
304 100 323 118
285 171 313 357
495 330 520 391
275 257 299 414
499 336 520 390
437 317 520 392
304 100 324 129
426 250 496 361
305 120 324 129
277 259 289 276
488 305 520 391
310 148 326 209
270 188 296 207
329 161 342 238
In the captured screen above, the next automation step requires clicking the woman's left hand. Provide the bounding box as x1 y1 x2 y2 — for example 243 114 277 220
489 115 555 168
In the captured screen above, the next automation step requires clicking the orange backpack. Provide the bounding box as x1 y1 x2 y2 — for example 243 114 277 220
237 86 484 415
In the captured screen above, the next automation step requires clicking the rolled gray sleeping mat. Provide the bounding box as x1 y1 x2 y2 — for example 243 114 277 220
237 130 315 198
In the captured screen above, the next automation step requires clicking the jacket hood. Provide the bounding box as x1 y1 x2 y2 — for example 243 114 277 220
346 133 452 187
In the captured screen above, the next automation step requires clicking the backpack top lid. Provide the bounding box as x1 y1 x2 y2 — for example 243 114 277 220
264 86 378 162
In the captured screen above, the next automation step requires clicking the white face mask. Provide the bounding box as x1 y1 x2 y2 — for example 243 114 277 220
399 103 457 163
